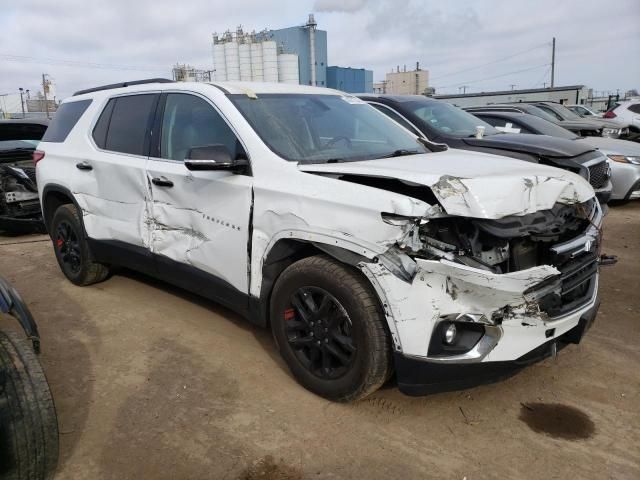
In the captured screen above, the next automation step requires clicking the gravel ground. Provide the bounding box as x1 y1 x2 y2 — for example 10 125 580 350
0 202 638 480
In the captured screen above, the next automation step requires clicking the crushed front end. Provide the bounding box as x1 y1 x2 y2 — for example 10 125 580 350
0 164 43 234
361 198 603 395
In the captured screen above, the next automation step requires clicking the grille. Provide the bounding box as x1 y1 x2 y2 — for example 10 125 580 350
538 253 598 318
588 161 609 189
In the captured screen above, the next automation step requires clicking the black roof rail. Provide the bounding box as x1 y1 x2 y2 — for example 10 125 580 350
73 78 174 96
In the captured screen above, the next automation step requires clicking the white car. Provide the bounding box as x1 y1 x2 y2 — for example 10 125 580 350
566 104 602 118
36 80 603 400
604 99 640 138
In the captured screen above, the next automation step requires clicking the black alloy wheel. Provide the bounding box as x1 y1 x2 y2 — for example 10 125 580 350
55 220 82 274
285 287 356 380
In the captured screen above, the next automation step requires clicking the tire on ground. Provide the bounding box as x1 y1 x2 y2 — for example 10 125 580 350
0 328 59 480
50 204 109 286
270 255 393 402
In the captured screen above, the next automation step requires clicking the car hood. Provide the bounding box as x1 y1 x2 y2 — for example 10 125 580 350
298 150 594 219
555 119 600 131
462 132 595 158
576 136 640 156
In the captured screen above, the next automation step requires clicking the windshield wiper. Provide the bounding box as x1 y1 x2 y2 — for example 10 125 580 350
380 149 420 158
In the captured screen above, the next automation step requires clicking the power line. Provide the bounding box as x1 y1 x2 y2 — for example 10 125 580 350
0 53 169 72
433 63 550 91
429 42 550 82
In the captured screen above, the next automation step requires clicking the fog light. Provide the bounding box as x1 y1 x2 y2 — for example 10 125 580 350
444 323 457 345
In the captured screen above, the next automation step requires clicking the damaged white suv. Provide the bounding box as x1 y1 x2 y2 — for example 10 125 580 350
36 80 603 401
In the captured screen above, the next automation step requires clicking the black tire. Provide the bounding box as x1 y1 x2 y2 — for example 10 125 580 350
0 329 59 480
270 255 392 402
50 204 109 286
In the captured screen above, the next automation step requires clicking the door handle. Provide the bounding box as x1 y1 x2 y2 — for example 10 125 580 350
152 176 174 188
76 161 93 171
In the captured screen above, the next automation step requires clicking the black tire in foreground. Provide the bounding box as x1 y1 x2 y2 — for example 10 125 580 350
0 329 59 480
50 204 109 286
270 255 393 402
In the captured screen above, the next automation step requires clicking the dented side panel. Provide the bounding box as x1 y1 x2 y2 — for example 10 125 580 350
146 159 253 293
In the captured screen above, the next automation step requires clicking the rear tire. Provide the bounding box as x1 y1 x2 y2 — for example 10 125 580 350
270 255 392 402
0 329 59 480
50 204 109 286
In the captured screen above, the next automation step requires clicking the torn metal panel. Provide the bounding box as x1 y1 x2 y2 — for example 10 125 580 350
360 256 597 362
298 151 594 219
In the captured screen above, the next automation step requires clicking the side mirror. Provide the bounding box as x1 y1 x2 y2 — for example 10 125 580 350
184 145 248 173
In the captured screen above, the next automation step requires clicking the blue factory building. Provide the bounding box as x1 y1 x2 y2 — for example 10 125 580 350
258 15 328 87
326 66 374 93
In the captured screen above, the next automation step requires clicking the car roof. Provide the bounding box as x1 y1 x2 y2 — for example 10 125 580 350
356 94 434 103
0 118 50 126
71 79 345 101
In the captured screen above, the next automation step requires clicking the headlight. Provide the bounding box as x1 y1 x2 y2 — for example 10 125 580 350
608 154 640 165
602 127 620 137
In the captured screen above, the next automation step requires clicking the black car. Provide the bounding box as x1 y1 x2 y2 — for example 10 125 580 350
357 95 612 203
464 103 601 137
0 119 48 234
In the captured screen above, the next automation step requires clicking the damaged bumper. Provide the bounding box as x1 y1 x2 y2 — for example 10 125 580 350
361 223 602 395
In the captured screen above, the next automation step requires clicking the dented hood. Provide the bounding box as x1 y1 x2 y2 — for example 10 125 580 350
298 150 595 219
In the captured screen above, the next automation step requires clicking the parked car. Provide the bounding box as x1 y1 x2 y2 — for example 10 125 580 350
37 80 603 400
0 119 48 234
358 95 612 203
603 100 640 141
522 101 629 139
0 274 59 480
464 103 602 137
468 109 640 202
566 104 602 118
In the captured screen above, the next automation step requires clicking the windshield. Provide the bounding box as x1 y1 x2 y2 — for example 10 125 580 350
519 115 579 139
230 94 427 163
403 101 498 137
545 104 583 121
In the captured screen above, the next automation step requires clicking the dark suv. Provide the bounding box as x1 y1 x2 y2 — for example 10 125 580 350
358 95 612 204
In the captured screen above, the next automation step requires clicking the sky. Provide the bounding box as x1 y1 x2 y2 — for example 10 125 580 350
1 0 638 100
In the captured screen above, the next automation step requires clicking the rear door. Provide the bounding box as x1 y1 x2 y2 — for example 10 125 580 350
145 92 253 300
74 93 158 251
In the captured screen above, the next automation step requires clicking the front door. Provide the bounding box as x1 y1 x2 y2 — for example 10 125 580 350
146 92 253 303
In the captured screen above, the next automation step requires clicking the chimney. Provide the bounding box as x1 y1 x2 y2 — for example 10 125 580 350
416 61 420 71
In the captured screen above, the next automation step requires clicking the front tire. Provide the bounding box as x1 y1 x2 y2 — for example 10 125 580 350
50 204 109 286
270 255 392 402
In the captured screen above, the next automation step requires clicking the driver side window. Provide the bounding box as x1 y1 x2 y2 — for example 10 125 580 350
160 93 244 161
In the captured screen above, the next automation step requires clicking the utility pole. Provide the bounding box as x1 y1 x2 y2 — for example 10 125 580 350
510 84 517 91
550 37 556 88
42 74 50 119
19 88 25 117
459 85 469 94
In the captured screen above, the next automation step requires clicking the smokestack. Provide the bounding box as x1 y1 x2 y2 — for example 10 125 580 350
416 61 420 71
306 14 317 86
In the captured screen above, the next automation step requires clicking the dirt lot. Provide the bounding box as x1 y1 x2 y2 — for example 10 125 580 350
1 203 639 480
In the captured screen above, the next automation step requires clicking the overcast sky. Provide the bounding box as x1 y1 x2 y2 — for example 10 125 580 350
1 0 638 99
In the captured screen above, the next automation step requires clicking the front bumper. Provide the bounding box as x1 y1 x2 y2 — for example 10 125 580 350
394 299 599 395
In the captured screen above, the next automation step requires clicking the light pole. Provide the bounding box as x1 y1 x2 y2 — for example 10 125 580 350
19 88 26 118
0 94 8 119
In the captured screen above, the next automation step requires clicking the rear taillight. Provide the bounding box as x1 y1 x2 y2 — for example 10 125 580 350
603 111 616 119
33 150 45 165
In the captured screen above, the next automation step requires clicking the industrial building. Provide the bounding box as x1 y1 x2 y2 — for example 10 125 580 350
373 64 430 95
326 66 373 93
210 14 372 92
434 85 590 107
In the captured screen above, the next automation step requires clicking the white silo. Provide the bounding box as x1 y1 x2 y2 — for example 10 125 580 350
277 54 300 84
213 42 227 81
261 40 279 82
239 42 252 81
250 42 264 82
224 40 240 81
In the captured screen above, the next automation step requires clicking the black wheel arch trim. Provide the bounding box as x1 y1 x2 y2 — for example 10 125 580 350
0 275 41 352
41 184 85 236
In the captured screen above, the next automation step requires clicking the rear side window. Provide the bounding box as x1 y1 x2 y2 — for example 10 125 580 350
41 99 92 143
92 99 115 149
97 94 158 156
628 104 640 114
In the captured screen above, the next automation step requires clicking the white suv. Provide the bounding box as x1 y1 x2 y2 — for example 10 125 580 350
36 80 603 401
